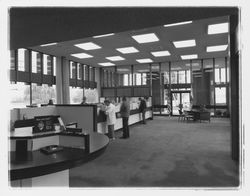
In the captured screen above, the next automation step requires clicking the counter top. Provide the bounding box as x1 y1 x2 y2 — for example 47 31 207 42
9 132 109 180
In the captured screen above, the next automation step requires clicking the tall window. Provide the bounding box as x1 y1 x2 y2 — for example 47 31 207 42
215 87 226 105
17 48 26 71
123 74 129 86
32 83 56 104
142 73 147 85
9 82 30 108
31 51 38 73
70 87 83 104
179 71 185 83
171 71 177 84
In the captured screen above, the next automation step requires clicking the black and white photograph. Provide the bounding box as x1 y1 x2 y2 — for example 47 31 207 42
0 0 249 195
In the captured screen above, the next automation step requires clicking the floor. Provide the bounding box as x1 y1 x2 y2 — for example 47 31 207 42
69 117 239 188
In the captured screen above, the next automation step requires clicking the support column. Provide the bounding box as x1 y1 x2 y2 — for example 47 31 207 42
56 57 70 104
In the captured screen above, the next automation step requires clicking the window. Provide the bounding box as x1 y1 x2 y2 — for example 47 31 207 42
215 68 220 83
70 87 83 104
171 71 177 84
70 61 76 79
32 83 56 105
17 48 26 71
215 87 226 105
9 82 30 108
186 70 191 83
179 71 185 83
78 63 82 80
123 74 129 86
53 57 56 76
84 88 98 103
43 54 48 75
135 73 142 85
31 51 38 73
142 73 147 85
221 68 226 83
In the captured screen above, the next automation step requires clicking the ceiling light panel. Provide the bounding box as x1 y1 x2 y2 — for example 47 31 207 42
136 58 153 63
116 47 139 54
208 23 229 34
106 56 125 61
151 50 171 57
206 44 228 52
132 33 159 44
173 39 196 48
163 21 192 27
75 42 101 50
71 53 93 59
93 33 114 38
181 54 198 60
98 62 115 66
40 42 57 47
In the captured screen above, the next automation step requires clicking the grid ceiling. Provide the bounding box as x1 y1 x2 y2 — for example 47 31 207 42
30 16 229 68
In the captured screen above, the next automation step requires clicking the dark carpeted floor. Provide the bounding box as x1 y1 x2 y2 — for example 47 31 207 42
69 117 239 188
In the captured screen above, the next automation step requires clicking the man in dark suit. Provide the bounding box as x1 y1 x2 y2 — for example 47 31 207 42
120 97 130 139
139 97 147 124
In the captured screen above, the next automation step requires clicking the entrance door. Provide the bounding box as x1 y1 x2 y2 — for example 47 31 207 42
171 91 191 115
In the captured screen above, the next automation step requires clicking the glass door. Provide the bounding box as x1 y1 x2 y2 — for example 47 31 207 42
171 91 190 115
172 93 181 115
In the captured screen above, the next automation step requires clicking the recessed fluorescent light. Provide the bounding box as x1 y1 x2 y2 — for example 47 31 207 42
206 44 228 52
98 62 115 66
171 67 182 70
40 42 57 47
164 21 192 27
208 23 229 34
117 68 130 72
71 53 93 59
151 50 171 57
181 54 198 60
75 42 101 50
185 63 200 67
116 47 139 54
173 39 196 48
132 33 159 44
136 58 153 63
93 33 114 38
137 69 149 72
105 56 125 61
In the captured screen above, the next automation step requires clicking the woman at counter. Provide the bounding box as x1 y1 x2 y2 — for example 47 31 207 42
104 99 116 141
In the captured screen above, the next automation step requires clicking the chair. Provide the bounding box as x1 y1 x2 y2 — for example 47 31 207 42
183 110 194 122
178 110 185 122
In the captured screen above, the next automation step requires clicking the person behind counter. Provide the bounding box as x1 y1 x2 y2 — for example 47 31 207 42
81 96 87 104
104 99 116 140
48 99 54 105
139 97 147 124
120 97 130 139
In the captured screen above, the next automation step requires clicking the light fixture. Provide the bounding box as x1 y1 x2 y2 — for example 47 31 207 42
136 58 153 63
171 67 182 70
116 47 139 54
151 50 171 57
208 22 229 34
181 54 198 60
117 68 130 72
93 33 114 38
75 42 101 50
40 42 57 47
173 39 196 48
98 62 115 66
163 21 193 27
185 63 200 67
206 44 228 52
137 69 149 72
71 53 93 59
132 33 159 44
105 56 125 61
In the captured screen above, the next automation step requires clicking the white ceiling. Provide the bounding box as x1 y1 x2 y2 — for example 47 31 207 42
30 15 229 68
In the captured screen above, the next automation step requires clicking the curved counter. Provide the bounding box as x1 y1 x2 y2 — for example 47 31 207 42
9 132 109 186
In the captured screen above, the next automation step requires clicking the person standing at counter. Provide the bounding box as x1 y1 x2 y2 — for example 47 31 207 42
104 99 116 140
139 97 147 124
120 97 130 139
81 96 87 104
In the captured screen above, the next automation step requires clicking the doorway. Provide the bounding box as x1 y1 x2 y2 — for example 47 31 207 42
171 91 191 115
